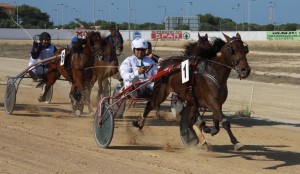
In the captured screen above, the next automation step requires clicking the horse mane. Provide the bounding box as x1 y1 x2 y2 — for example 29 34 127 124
183 42 197 56
211 38 226 55
183 38 226 58
72 38 86 53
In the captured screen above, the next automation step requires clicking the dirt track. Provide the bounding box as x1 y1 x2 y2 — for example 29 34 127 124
0 52 300 173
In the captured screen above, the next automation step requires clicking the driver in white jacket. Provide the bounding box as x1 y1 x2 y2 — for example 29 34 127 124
119 38 157 96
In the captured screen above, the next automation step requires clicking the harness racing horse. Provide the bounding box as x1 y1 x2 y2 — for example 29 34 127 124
132 33 251 151
38 31 103 115
184 33 215 57
90 29 124 100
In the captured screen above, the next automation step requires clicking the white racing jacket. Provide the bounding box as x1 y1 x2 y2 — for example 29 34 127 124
28 44 56 76
119 55 158 91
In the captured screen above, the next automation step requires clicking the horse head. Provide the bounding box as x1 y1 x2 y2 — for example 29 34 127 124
183 33 214 58
196 33 213 55
222 33 251 79
85 31 104 58
108 29 124 56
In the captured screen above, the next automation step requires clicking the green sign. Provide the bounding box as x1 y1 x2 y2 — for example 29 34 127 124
267 31 300 41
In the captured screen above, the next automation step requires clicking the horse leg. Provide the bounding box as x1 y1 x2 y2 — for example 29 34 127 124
69 84 79 104
38 72 58 102
177 104 208 147
96 78 104 101
132 83 169 129
213 108 244 151
193 114 208 146
197 114 212 134
83 87 93 113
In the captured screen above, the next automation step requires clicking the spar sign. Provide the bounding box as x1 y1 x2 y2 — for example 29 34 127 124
151 31 183 41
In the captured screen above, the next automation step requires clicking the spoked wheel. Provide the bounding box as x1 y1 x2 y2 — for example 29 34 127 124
94 102 114 148
4 77 17 114
170 93 185 117
179 110 199 147
42 84 53 104
111 83 126 119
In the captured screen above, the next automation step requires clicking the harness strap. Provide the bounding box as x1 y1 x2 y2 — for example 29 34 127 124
102 57 117 61
203 72 221 88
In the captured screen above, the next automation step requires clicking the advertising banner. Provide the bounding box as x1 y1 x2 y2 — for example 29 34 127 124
267 31 300 41
151 31 183 41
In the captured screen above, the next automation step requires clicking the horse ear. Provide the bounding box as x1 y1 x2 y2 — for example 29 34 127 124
198 33 201 40
236 33 241 39
222 32 231 42
205 33 208 38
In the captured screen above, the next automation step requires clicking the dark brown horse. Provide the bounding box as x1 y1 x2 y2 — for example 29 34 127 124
38 31 103 115
133 33 251 151
90 29 124 100
184 33 214 57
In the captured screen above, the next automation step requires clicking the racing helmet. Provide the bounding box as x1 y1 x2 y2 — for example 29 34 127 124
71 36 78 43
39 32 51 40
131 38 148 51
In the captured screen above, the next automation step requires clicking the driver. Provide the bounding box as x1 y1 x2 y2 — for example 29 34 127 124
28 32 57 81
119 38 157 97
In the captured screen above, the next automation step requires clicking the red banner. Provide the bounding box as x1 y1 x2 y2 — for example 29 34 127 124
151 31 182 41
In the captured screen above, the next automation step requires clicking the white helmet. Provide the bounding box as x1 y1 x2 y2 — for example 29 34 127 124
131 38 148 51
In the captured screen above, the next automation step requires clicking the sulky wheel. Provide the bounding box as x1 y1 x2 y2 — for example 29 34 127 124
94 102 114 148
4 77 17 114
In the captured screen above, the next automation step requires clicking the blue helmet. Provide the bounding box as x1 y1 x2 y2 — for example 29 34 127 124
71 36 78 43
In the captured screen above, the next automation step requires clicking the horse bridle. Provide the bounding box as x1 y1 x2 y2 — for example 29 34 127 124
227 39 249 68
88 32 105 59
109 32 123 56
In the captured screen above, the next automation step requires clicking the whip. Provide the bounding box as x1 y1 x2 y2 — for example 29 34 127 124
8 9 33 41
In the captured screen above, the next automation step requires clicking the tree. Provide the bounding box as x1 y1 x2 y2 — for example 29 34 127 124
0 7 15 28
18 5 53 28
281 23 299 31
174 24 189 30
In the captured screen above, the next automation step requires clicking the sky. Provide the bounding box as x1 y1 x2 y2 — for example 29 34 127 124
3 0 300 26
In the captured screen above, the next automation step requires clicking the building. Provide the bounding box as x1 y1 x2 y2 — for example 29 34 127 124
165 16 200 31
0 3 16 16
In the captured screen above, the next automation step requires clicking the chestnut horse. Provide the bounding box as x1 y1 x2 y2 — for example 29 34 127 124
90 29 124 100
38 31 103 115
132 33 251 151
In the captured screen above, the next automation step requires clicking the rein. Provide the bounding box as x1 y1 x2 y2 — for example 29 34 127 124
167 56 235 70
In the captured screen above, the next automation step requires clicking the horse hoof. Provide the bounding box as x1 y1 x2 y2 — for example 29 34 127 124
38 96 45 102
74 110 82 117
88 108 94 113
201 142 212 151
210 127 219 136
132 120 143 130
234 143 245 151
203 127 211 134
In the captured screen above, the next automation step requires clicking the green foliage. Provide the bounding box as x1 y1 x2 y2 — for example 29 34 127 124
18 5 53 28
0 7 9 19
235 107 252 118
280 23 299 31
174 24 190 30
